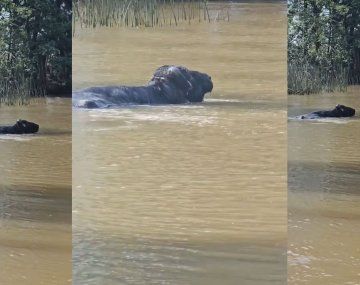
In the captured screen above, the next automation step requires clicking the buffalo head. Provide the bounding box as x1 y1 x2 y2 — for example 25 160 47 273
14 119 39 134
333 104 355 117
150 65 213 103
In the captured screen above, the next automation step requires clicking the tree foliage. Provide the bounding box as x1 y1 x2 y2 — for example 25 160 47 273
0 0 71 102
288 0 360 94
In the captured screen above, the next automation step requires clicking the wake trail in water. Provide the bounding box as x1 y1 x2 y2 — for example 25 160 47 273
288 116 359 124
0 134 38 141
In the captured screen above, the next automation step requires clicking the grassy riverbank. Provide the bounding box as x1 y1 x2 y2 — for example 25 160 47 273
73 0 229 31
288 62 348 95
288 0 359 95
0 0 72 105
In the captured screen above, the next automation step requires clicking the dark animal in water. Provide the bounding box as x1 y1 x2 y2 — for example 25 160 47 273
0 120 39 134
72 65 213 108
298 104 356 119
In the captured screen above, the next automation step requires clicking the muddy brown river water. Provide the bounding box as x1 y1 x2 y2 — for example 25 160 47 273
0 98 72 285
73 1 287 285
1 1 357 284
288 86 360 285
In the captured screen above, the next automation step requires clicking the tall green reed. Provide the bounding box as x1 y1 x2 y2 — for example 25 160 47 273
288 62 348 95
73 0 230 32
0 73 45 106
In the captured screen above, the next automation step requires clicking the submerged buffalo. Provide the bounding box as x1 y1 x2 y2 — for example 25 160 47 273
72 65 213 108
0 120 39 134
298 104 356 119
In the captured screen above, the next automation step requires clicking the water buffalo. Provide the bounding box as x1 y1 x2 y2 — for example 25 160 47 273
72 65 213 108
298 104 356 119
0 120 39 134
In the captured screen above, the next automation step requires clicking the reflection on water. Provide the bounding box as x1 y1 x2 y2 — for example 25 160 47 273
0 98 72 285
288 86 360 285
73 1 287 284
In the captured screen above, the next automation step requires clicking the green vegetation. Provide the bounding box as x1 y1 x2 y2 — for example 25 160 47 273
288 0 360 94
0 0 71 105
73 0 229 30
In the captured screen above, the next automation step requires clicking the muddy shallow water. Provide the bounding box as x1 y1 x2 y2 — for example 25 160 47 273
288 86 360 285
0 98 72 285
73 1 287 284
